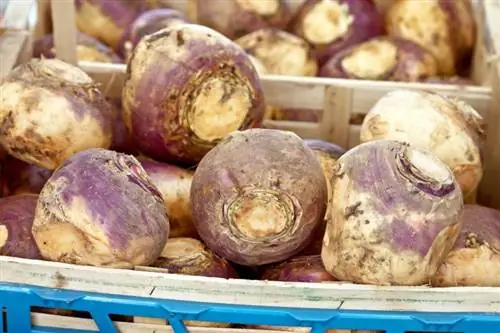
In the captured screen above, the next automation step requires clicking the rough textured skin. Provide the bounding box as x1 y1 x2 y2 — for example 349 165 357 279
0 194 42 259
0 58 114 170
0 156 52 196
128 9 190 48
190 129 327 266
359 89 485 200
319 37 438 82
138 157 197 238
260 255 334 282
32 148 169 268
289 0 384 66
188 0 293 40
152 237 237 278
33 33 122 63
235 28 318 76
322 140 463 285
74 0 147 55
122 24 266 166
434 204 500 286
300 140 345 255
386 0 476 76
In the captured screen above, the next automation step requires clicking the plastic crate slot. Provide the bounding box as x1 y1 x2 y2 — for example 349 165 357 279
1 307 5 333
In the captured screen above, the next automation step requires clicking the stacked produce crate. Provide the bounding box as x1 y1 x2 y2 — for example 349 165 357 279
1 1 500 333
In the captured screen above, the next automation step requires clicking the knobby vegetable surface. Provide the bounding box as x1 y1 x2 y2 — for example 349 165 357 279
187 0 292 40
434 204 500 287
0 58 114 170
260 255 334 282
0 194 42 259
235 28 318 76
32 148 169 268
0 156 52 196
386 0 476 76
33 33 122 63
190 129 327 266
138 157 197 238
289 0 384 65
322 140 463 285
123 24 266 166
319 37 438 82
360 89 485 201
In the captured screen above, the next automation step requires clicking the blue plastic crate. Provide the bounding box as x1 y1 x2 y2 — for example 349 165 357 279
1 256 500 333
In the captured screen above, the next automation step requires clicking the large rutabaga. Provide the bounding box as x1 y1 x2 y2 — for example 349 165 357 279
322 140 463 285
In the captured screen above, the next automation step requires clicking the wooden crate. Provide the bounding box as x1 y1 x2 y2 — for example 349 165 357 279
0 0 36 78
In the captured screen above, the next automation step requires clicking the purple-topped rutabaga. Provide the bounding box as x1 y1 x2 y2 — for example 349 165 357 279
434 204 500 287
127 8 190 49
188 0 293 40
261 255 334 282
122 24 266 166
235 28 318 76
0 156 52 196
0 58 114 170
360 89 485 202
31 148 169 268
0 194 42 259
289 0 385 66
319 37 438 82
33 33 122 63
74 0 147 55
386 0 476 76
190 129 327 266
322 140 463 285
138 157 197 238
153 237 237 278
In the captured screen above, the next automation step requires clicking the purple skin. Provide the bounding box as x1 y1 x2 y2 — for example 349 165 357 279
137 157 198 239
32 148 169 266
289 0 385 66
190 0 293 40
0 194 42 259
319 37 438 81
323 140 464 285
128 9 191 48
190 129 328 266
0 156 52 196
152 238 238 278
260 255 335 282
123 24 266 166
33 33 122 63
74 0 148 56
451 205 500 251
106 97 138 154
304 140 346 160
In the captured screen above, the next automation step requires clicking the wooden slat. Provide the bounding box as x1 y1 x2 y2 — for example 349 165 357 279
0 30 29 78
1 0 35 30
321 86 351 147
1 256 500 313
50 0 77 64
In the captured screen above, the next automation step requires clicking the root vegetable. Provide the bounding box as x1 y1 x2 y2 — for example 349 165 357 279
359 89 485 201
123 24 265 166
33 33 122 63
152 237 237 278
74 0 147 55
386 0 476 76
433 204 500 287
235 28 318 76
289 0 385 65
138 157 197 238
127 8 190 49
0 156 52 196
319 37 438 82
260 255 334 282
0 194 42 259
190 128 327 266
106 97 137 154
322 140 463 285
31 148 169 268
187 0 292 40
0 58 114 170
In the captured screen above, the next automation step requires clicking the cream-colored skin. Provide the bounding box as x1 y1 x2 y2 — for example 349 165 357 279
0 60 112 170
235 29 318 76
237 0 279 15
359 90 484 198
0 225 7 248
341 40 398 79
302 0 354 45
